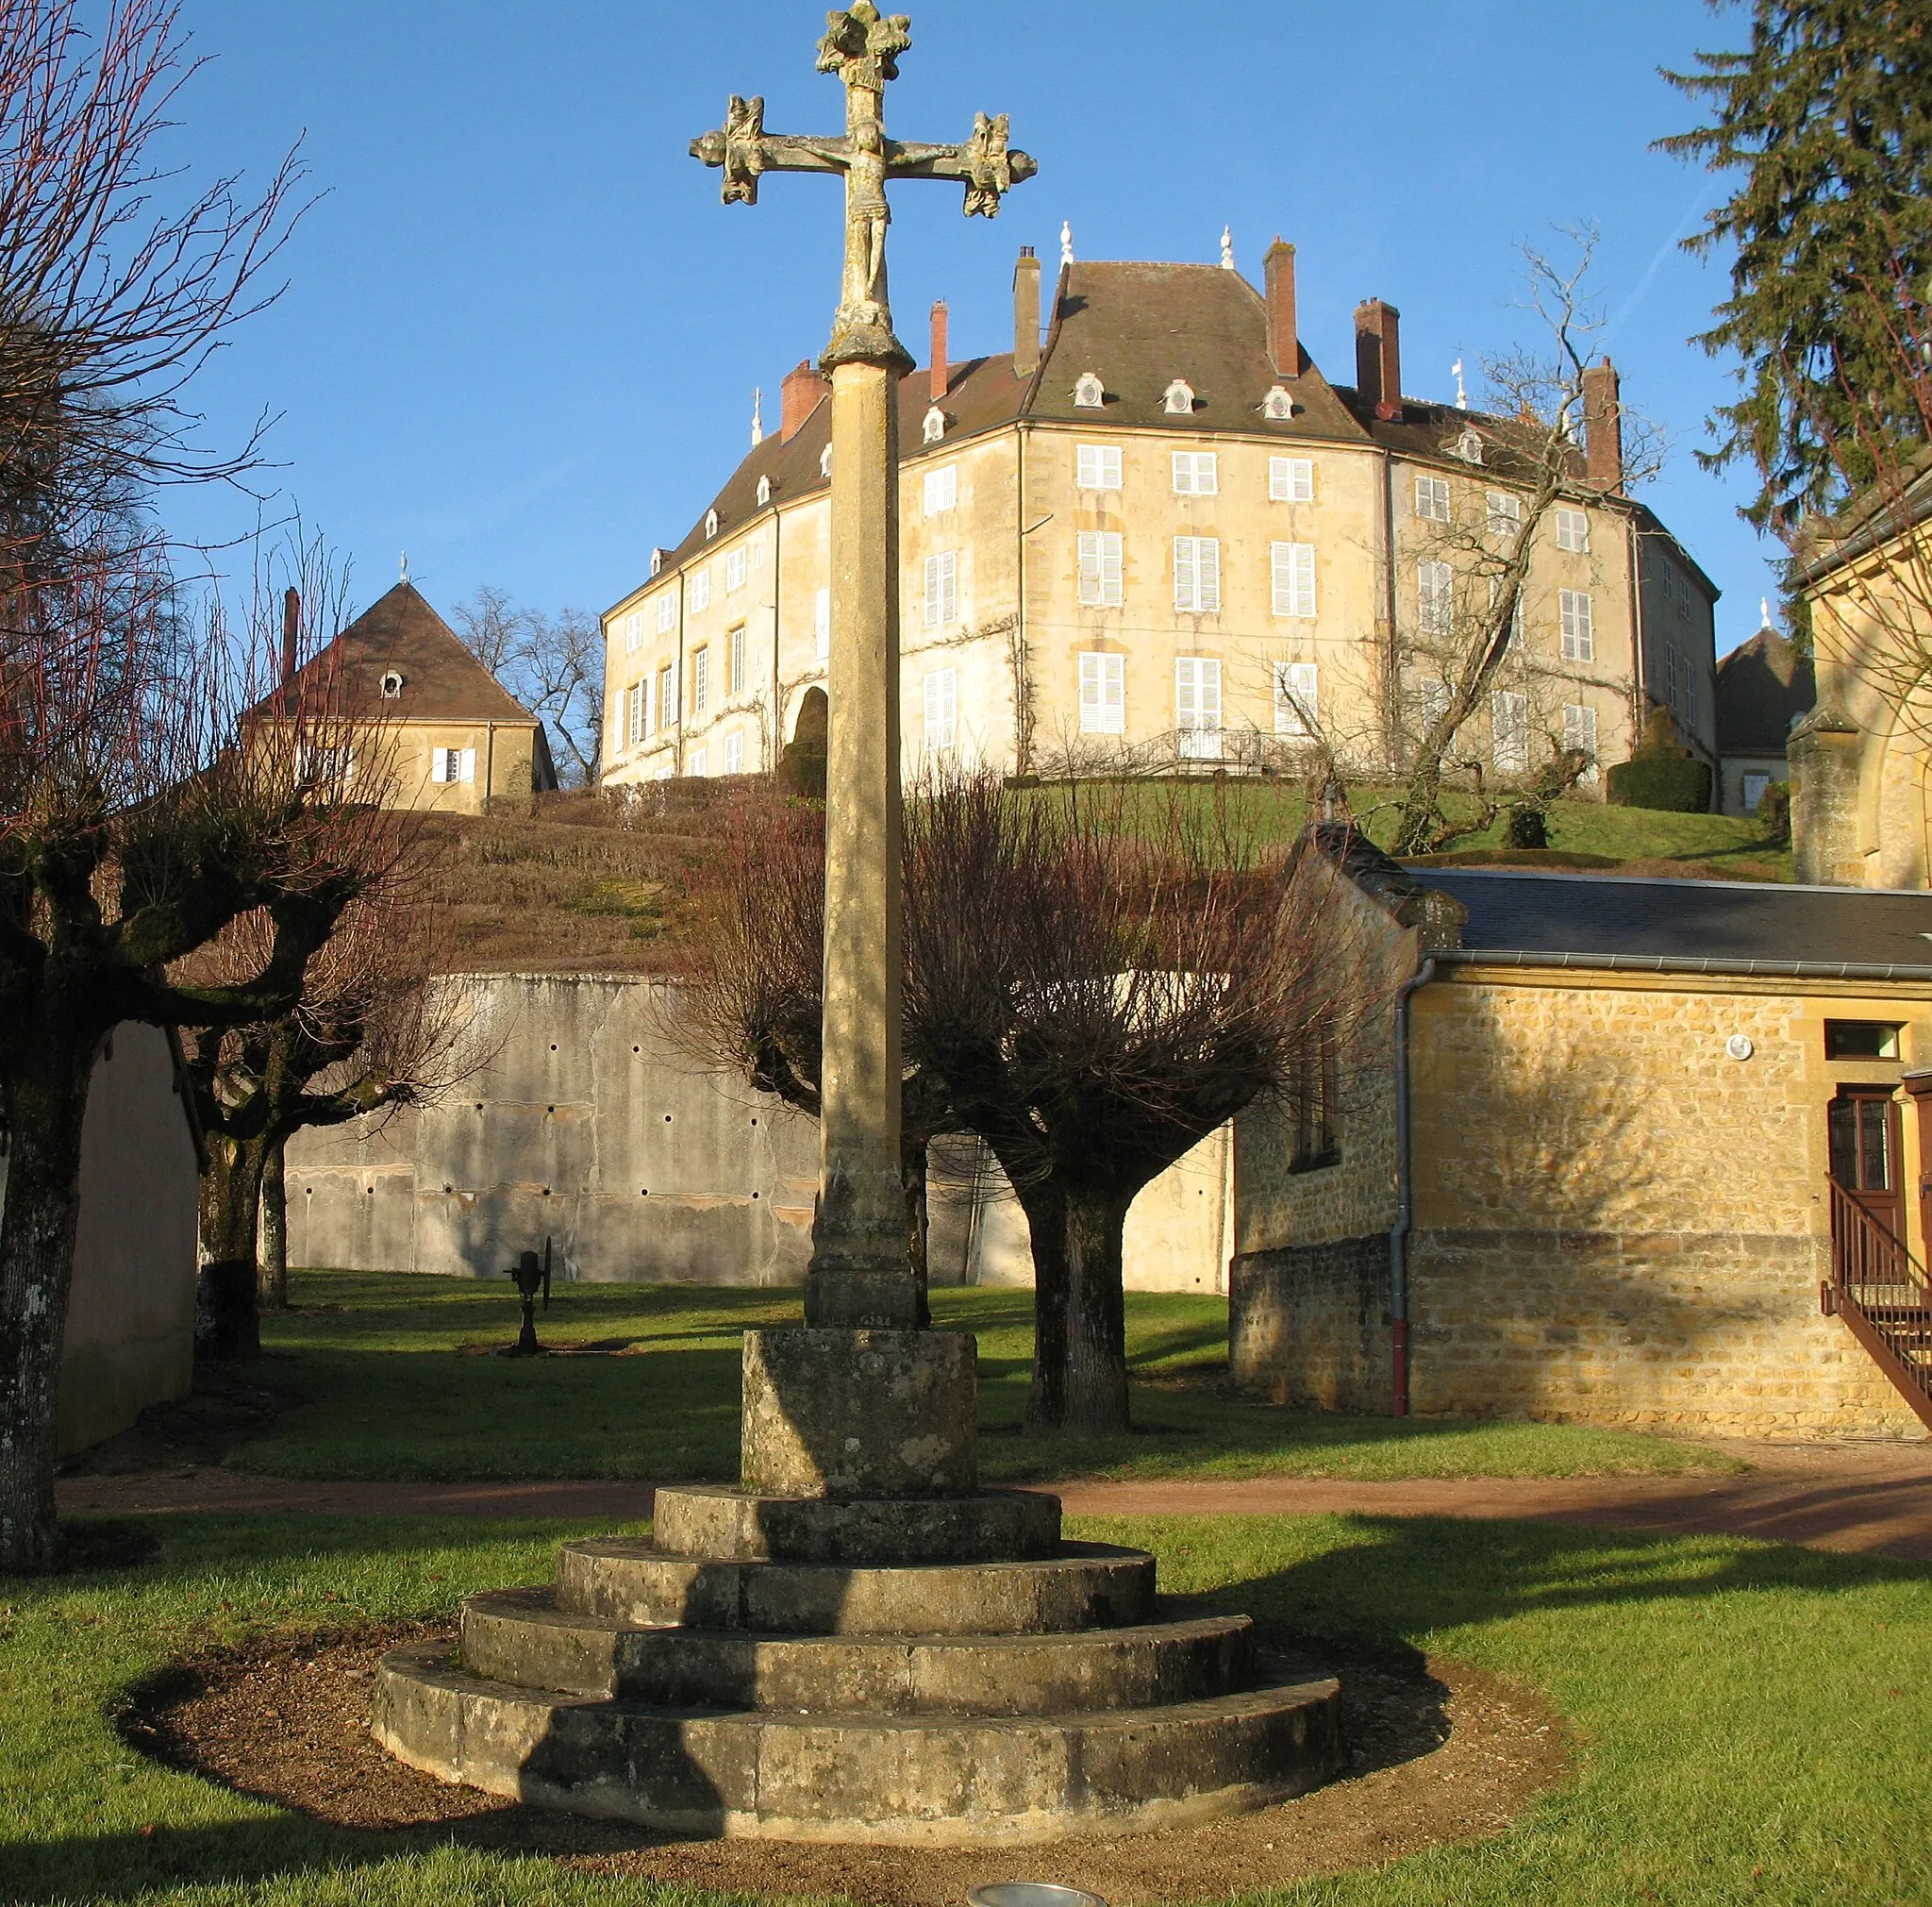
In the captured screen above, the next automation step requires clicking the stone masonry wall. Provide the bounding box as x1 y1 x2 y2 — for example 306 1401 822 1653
1228 1236 1393 1414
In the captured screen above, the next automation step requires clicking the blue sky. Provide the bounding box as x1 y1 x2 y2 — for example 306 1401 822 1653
168 1 1778 652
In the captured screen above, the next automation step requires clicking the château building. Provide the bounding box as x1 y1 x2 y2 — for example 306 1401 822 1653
600 241 1720 790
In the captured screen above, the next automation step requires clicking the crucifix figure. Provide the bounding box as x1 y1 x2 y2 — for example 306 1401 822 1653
691 7 1035 1332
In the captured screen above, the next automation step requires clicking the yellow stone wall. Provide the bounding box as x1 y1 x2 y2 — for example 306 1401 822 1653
1234 951 1932 1438
602 415 1695 788
247 717 541 814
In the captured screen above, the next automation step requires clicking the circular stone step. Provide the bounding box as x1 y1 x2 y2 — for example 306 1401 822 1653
652 1486 1061 1564
556 1538 1156 1637
461 1587 1254 1714
373 1640 1343 1846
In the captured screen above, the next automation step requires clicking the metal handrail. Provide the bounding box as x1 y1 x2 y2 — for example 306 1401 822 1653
1825 1179 1932 1414
1827 1179 1931 1297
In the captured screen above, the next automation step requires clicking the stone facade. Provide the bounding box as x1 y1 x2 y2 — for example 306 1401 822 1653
1233 915 1932 1437
284 973 1229 1293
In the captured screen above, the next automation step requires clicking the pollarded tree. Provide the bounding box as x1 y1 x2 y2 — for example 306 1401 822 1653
1659 0 1932 533
904 776 1374 1436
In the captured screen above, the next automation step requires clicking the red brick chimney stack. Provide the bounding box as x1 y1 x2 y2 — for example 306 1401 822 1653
1264 238 1299 377
1012 245 1041 378
281 586 300 711
1582 357 1624 493
930 300 949 404
780 360 826 443
1354 299 1403 423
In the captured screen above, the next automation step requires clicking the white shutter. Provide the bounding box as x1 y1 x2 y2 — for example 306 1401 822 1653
1275 661 1319 738
1269 456 1313 502
1076 443 1122 490
1271 542 1315 618
656 593 676 633
691 570 710 611
723 731 744 774
1491 691 1529 772
1173 536 1197 612
924 667 958 749
1562 703 1597 757
429 748 449 784
1487 491 1522 535
458 748 476 785
924 551 957 627
1196 538 1220 612
1077 531 1123 607
814 586 831 661
1419 560 1455 635
1560 590 1595 661
1175 658 1223 757
924 466 957 513
1078 652 1124 734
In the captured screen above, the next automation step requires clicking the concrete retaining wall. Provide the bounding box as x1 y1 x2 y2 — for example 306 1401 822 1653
285 974 1229 1293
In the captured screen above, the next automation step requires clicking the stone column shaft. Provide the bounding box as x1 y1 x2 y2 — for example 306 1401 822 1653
807 356 915 1328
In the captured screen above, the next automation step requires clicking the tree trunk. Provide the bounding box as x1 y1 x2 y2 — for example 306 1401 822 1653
196 1132 267 1360
1010 1177 1072 1434
258 1136 288 1312
901 1138 932 1329
1059 1183 1134 1436
0 1050 92 1573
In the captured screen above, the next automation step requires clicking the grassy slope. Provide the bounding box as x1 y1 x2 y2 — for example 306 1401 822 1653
0 1512 1925 1903
230 1273 1737 1483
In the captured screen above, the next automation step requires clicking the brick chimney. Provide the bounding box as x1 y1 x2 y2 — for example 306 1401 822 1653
780 360 826 443
1354 299 1402 422
930 300 949 404
281 586 300 711
1013 245 1041 378
1264 238 1299 377
1583 357 1624 493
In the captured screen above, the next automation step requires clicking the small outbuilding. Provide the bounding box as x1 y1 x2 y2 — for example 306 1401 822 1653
1714 618 1814 818
1231 832 1932 1441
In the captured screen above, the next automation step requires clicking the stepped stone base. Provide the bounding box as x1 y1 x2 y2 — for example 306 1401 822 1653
374 1327 1346 1842
374 1640 1341 1846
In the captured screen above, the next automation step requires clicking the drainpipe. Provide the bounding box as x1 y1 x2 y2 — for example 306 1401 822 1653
1389 955 1438 1415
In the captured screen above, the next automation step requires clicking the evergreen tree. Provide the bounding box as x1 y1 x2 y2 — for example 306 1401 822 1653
1659 0 1932 533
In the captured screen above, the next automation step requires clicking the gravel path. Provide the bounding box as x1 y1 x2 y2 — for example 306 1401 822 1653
57 1437 1932 1560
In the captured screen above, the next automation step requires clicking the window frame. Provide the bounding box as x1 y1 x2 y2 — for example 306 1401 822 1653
1274 660 1319 739
923 464 958 514
1077 651 1125 734
1559 589 1595 662
1076 529 1124 607
923 665 958 751
1174 655 1224 757
923 549 958 627
1075 443 1123 491
1173 535 1221 614
1270 541 1316 619
1418 559 1455 635
1556 507 1591 554
1171 450 1219 496
1414 473 1451 522
1269 456 1313 503
727 624 746 696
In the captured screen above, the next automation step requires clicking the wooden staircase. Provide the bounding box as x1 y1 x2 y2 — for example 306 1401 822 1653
1823 1179 1932 1430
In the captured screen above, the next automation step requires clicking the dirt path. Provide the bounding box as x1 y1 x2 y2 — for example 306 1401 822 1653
56 1438 1932 1561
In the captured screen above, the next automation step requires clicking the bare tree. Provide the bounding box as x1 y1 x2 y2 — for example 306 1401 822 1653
180 891 485 1347
905 776 1374 1436
453 588 603 787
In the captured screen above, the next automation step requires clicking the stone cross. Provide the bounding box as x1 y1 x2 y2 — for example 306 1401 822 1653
692 6 1034 1330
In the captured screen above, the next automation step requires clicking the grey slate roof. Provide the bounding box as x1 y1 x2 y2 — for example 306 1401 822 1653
1414 869 1932 978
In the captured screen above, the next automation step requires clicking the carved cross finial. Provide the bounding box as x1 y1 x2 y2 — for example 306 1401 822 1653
1060 220 1074 267
1221 226 1234 271
815 3 912 89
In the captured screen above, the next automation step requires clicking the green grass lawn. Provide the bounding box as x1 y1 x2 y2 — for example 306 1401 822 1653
1 1510 1924 1903
230 1272 1737 1484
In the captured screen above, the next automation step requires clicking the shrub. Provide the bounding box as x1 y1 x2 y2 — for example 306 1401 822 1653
1757 779 1791 842
1607 707 1713 812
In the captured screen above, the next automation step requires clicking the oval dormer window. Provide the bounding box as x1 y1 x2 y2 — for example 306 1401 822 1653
757 474 773 506
1074 372 1104 409
923 406 945 444
1163 378 1195 414
379 669 404 699
1456 427 1484 464
1263 385 1294 420
704 508 720 539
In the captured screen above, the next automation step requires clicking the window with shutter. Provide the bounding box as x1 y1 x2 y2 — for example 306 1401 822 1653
1078 652 1124 734
1418 560 1455 634
689 746 708 778
727 626 746 695
1486 491 1521 535
658 663 676 725
923 465 957 513
924 667 958 750
1077 531 1124 607
923 550 958 627
691 570 710 611
1562 703 1597 759
1174 537 1220 612
1075 443 1123 490
1175 656 1223 758
1556 508 1590 553
1415 474 1451 522
657 592 676 632
1270 542 1316 618
723 731 744 774
1274 661 1319 738
1491 691 1529 772
1269 457 1313 502
1172 451 1218 495
725 547 747 592
1559 590 1594 661
627 681 644 746
691 647 709 716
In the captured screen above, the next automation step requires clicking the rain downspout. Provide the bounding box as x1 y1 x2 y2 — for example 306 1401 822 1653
1389 955 1437 1415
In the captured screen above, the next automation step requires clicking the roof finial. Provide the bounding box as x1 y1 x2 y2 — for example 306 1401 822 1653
1761 595 1774 628
1453 359 1468 410
1220 226 1234 270
400 550 409 585
1060 219 1074 268
751 386 764 447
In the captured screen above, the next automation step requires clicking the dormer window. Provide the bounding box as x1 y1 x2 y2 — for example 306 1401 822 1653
705 508 720 539
923 406 946 444
649 547 665 577
1074 372 1105 409
820 444 833 477
379 669 404 699
756 474 773 506
1262 386 1294 421
1163 379 1195 415
1454 427 1484 465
